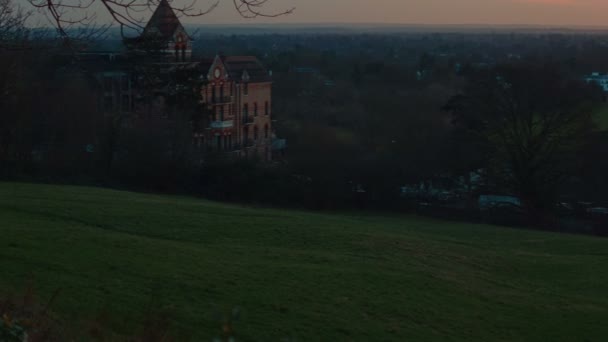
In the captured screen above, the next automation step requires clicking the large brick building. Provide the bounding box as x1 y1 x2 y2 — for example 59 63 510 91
98 0 276 161
197 55 273 160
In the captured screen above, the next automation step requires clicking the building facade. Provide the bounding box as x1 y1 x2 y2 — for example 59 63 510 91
91 0 277 161
196 55 273 160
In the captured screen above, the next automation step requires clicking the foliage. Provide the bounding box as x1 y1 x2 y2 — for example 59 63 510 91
0 0 30 44
0 287 60 341
0 316 26 342
445 63 603 217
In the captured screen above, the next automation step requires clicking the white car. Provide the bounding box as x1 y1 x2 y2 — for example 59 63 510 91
587 207 608 215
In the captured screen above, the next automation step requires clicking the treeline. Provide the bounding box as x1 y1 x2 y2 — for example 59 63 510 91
3 22 608 231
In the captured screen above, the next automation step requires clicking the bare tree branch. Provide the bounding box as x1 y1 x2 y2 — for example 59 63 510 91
0 0 32 42
27 0 294 39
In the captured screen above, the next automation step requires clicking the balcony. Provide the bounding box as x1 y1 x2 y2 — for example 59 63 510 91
209 120 234 129
242 116 254 125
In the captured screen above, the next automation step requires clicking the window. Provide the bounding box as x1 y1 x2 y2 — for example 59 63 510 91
254 103 258 116
220 106 224 121
243 103 249 116
254 126 259 141
264 124 269 139
243 127 249 141
220 85 224 101
265 101 269 116
243 83 248 96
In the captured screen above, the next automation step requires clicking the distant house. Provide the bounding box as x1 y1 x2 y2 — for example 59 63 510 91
271 137 287 158
585 72 608 92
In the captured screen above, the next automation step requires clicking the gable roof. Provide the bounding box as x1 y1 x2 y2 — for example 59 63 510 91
221 56 271 83
142 0 186 39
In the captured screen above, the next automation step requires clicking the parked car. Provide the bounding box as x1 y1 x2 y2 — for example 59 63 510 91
478 195 522 211
478 195 526 226
587 207 608 215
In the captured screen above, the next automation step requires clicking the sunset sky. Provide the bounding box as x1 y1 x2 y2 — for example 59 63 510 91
32 0 608 27
202 0 608 26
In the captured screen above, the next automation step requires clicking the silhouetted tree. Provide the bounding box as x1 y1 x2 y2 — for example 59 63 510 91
445 63 602 222
0 0 29 43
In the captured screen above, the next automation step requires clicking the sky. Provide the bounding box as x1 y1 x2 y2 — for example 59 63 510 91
30 0 608 27
213 0 608 26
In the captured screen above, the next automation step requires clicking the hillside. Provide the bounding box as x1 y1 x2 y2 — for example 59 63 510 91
1 182 607 341
595 104 608 131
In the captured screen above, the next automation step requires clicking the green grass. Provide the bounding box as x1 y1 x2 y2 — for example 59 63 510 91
1 182 607 341
594 104 608 131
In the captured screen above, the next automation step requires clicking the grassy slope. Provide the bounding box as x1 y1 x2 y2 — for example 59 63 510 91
594 104 608 131
1 182 607 341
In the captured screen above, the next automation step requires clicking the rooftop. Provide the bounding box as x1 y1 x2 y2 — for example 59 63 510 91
142 0 187 39
221 55 271 82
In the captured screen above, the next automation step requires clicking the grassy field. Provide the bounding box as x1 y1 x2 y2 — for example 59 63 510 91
594 104 608 131
1 182 607 341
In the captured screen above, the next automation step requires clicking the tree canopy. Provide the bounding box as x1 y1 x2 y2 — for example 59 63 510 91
445 63 603 216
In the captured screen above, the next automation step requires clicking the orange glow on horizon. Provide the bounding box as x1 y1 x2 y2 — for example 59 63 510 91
27 0 608 28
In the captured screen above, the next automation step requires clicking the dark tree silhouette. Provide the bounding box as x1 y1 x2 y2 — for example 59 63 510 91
445 63 602 221
0 0 30 44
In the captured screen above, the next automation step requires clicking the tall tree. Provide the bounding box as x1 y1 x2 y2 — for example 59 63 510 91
445 63 602 220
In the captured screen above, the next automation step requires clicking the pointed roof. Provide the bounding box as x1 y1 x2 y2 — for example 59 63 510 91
142 0 185 39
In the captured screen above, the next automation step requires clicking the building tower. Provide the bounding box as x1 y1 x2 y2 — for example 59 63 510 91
128 0 193 62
